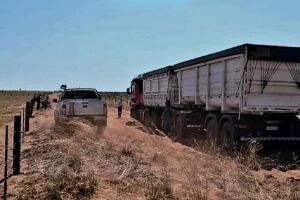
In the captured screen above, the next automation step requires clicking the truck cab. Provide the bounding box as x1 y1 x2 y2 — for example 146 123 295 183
127 77 143 118
128 77 143 107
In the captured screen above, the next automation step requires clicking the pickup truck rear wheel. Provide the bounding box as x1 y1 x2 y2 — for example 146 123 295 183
103 118 107 126
97 119 107 132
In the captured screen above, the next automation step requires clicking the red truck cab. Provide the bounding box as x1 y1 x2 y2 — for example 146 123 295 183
128 77 143 107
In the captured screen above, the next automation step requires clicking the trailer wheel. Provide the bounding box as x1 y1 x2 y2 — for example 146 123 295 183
175 116 184 139
206 119 218 144
154 110 162 129
151 111 156 126
130 107 139 120
220 121 235 150
161 108 173 135
143 109 151 126
130 107 135 118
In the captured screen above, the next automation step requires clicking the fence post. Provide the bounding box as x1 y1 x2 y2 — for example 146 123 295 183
13 116 21 175
22 108 25 141
30 98 34 118
25 102 30 132
3 126 8 200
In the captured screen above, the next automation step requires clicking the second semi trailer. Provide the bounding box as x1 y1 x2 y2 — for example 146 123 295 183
128 44 300 148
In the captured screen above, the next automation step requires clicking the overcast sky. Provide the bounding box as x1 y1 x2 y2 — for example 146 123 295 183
1 0 300 91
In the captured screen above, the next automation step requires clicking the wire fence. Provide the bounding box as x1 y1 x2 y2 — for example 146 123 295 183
0 95 39 199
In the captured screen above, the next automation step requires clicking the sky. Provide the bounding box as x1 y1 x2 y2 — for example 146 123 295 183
1 0 300 91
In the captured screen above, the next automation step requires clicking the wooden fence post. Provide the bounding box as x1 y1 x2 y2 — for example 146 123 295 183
22 108 25 142
13 116 21 175
25 102 30 132
30 98 34 118
3 126 8 200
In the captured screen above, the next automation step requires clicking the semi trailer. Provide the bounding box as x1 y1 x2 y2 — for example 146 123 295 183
127 44 300 148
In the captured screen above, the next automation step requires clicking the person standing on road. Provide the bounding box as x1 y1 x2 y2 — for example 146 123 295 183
117 98 123 118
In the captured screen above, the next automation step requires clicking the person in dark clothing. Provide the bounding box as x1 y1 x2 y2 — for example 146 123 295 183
41 95 51 110
116 98 123 118
36 94 41 110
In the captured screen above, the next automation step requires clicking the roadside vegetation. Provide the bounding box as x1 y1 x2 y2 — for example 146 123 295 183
0 92 34 127
0 92 298 199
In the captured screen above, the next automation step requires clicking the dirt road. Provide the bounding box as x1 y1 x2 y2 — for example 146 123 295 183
2 104 300 199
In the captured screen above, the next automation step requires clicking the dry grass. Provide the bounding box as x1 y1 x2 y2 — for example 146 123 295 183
7 105 299 200
145 174 175 200
234 141 263 170
183 166 208 200
14 120 98 200
0 92 34 127
186 137 300 200
120 145 135 157
46 167 97 200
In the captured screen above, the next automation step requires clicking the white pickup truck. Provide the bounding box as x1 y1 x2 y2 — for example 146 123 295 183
54 88 107 128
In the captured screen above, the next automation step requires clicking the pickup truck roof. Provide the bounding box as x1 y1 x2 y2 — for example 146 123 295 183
64 88 97 91
62 88 99 99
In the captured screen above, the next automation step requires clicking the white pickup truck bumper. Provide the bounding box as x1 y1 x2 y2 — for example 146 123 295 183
59 114 107 125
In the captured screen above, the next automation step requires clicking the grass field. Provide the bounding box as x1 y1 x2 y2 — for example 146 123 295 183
0 91 35 127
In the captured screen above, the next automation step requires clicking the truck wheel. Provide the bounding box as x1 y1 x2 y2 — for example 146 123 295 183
130 107 139 120
103 119 107 126
97 119 107 133
220 121 235 150
130 108 136 119
161 109 173 135
207 119 218 145
175 116 184 139
151 111 156 126
155 110 162 129
144 109 151 126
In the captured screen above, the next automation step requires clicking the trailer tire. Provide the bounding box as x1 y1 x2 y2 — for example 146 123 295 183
151 110 156 126
130 107 134 118
161 108 173 135
154 110 162 129
220 121 235 150
206 119 218 144
130 107 139 120
175 116 184 139
144 109 151 127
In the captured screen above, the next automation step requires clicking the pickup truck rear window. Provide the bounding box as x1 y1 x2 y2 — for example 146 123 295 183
63 90 98 99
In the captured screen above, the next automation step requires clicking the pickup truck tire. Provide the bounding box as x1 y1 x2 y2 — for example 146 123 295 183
97 119 107 132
